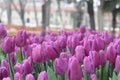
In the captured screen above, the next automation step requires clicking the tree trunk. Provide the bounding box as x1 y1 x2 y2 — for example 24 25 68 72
6 0 12 24
112 10 116 33
87 0 95 30
42 0 51 29
20 9 25 26
33 0 38 26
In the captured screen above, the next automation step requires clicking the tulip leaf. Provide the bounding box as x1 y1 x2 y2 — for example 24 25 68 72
16 51 22 62
112 71 117 80
47 66 57 80
117 73 120 80
103 61 109 80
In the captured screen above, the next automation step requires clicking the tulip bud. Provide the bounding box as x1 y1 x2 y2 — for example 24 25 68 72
2 37 15 53
90 74 98 80
89 51 100 68
53 58 68 75
37 71 48 80
84 40 91 56
0 23 7 39
15 30 27 47
106 45 116 65
80 25 86 33
22 59 32 75
67 57 82 80
2 77 11 80
14 72 22 80
32 45 42 63
1 59 8 71
115 55 120 74
75 46 85 63
14 63 23 74
0 67 9 79
60 52 72 60
26 74 35 80
83 56 95 74
99 50 106 65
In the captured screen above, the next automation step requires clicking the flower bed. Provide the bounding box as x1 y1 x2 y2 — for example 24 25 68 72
0 23 119 80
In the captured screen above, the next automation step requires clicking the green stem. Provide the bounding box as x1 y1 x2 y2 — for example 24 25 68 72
8 54 14 79
43 62 47 71
20 47 23 60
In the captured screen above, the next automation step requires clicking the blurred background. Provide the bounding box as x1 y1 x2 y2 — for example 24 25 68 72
0 0 120 34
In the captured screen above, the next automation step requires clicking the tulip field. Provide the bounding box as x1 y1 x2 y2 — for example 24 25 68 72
0 23 120 80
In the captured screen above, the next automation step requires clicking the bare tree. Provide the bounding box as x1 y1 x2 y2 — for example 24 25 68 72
4 0 12 24
11 0 27 26
42 0 51 29
32 0 38 26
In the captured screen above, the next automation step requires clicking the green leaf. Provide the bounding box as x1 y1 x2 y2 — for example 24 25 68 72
103 61 109 80
47 66 57 80
16 51 22 62
112 71 117 80
117 73 120 80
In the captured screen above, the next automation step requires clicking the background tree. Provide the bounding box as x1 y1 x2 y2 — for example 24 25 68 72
11 0 27 26
42 0 51 29
102 0 120 33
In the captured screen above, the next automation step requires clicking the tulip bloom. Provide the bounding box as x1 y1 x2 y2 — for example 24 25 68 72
14 72 22 80
2 77 11 80
67 57 82 80
0 23 7 39
106 45 116 65
22 59 32 75
32 45 43 63
0 67 9 79
80 25 86 33
2 37 15 53
37 71 48 80
75 46 85 63
89 51 100 68
1 59 8 71
15 30 27 47
26 74 35 80
14 63 23 74
99 50 106 65
53 58 68 75
90 74 98 80
83 56 95 74
115 55 120 74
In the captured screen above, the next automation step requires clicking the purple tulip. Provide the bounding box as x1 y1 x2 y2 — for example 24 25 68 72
99 50 106 65
2 77 11 80
60 52 72 60
89 51 100 68
1 59 8 71
0 67 9 79
90 74 98 80
57 35 67 49
2 37 15 53
67 35 79 55
22 59 32 75
0 23 7 39
9 52 16 64
115 55 120 74
95 37 105 50
15 30 27 47
32 45 42 63
14 72 22 80
37 71 48 80
83 39 91 56
67 56 82 80
26 74 35 80
53 58 68 75
43 42 59 60
14 63 23 74
83 56 95 74
106 45 116 65
80 25 86 33
75 46 85 63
